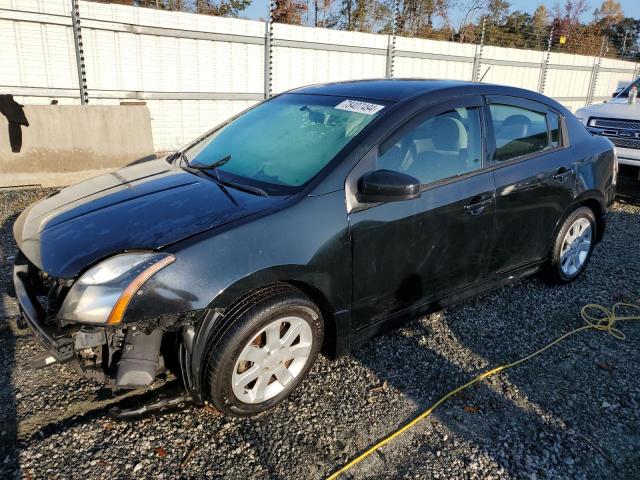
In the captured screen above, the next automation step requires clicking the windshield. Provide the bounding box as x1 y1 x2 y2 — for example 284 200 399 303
183 94 387 194
616 77 640 98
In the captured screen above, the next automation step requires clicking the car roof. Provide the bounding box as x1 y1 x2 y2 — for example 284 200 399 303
288 78 570 116
289 79 482 102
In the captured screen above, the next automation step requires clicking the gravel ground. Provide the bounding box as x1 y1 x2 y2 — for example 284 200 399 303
1 188 639 480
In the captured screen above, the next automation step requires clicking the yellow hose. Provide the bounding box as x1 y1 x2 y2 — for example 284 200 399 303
327 302 640 480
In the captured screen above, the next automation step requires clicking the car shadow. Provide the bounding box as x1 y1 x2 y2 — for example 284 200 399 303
336 206 640 478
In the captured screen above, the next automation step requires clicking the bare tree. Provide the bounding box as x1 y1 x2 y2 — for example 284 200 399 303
552 0 600 55
272 0 309 24
486 0 509 25
389 0 452 37
341 0 389 32
457 0 487 42
594 0 624 30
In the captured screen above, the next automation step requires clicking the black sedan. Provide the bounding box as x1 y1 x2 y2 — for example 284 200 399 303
12 80 616 416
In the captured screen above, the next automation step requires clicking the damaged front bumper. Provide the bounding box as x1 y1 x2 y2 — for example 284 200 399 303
13 261 75 368
12 252 196 394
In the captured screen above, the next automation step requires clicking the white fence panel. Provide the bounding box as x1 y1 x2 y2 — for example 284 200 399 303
0 3 77 92
271 24 387 94
142 99 256 153
75 1 265 150
2 0 638 150
394 37 475 80
544 51 595 110
480 46 543 91
0 0 68 15
79 1 265 95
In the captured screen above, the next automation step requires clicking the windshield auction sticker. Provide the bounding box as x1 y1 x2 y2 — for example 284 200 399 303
335 99 384 115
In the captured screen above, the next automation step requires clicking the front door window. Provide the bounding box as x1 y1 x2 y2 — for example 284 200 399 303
376 107 483 185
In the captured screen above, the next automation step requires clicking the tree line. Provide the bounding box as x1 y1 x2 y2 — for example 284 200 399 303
94 0 640 58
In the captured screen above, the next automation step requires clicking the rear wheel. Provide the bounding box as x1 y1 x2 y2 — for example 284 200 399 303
543 206 596 284
203 286 323 416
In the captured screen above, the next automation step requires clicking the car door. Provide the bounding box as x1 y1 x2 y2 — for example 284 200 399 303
485 95 576 275
347 96 497 331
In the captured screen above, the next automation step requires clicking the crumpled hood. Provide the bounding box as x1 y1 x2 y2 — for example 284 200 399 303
576 98 640 120
13 159 283 278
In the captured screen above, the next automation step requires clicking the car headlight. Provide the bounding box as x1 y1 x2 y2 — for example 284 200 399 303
58 252 175 325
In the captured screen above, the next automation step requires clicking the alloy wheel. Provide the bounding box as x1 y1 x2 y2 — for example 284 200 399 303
560 217 592 277
231 316 313 403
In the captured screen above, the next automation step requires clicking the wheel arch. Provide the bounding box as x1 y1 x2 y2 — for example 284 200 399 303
211 273 341 358
574 191 606 243
544 191 606 258
286 280 339 358
188 267 345 401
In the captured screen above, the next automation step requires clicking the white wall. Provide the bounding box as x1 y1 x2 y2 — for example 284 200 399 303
271 23 388 93
1 0 265 151
394 37 477 80
1 0 637 152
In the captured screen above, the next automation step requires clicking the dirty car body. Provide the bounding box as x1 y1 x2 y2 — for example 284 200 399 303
12 80 616 415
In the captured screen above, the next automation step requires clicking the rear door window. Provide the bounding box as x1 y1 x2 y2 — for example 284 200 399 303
489 104 550 162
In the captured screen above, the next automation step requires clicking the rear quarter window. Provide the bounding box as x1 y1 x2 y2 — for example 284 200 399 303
548 112 561 148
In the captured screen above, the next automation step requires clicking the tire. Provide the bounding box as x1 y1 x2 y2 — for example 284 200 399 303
543 206 597 285
203 285 323 417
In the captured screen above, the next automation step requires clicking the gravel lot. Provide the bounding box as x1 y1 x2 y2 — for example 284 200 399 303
1 187 639 480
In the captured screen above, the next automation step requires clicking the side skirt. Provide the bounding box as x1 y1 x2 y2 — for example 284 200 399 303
348 261 544 351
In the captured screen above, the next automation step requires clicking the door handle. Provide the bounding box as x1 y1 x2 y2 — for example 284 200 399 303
464 198 493 215
552 167 572 182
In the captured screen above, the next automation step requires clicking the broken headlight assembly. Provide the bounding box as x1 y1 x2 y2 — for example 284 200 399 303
58 252 175 325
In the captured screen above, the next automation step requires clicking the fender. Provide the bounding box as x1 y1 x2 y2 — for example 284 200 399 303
187 266 351 403
207 265 338 310
123 190 351 321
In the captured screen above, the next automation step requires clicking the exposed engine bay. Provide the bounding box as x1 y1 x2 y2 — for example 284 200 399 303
12 251 199 396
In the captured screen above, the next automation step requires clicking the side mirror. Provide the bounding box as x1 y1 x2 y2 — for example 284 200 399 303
356 169 421 204
613 87 625 98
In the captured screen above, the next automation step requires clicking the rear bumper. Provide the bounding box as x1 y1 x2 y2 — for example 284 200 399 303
13 259 74 365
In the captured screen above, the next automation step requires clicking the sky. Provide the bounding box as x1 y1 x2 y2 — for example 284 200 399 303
243 0 640 27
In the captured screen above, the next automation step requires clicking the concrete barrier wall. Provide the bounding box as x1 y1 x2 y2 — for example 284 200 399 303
0 104 155 185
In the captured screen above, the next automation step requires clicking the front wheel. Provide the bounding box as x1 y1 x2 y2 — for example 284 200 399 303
203 286 323 416
543 206 596 284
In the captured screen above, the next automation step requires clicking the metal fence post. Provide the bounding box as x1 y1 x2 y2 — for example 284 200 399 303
385 0 399 79
587 36 608 106
71 0 89 104
472 17 486 82
537 26 553 93
264 1 275 99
